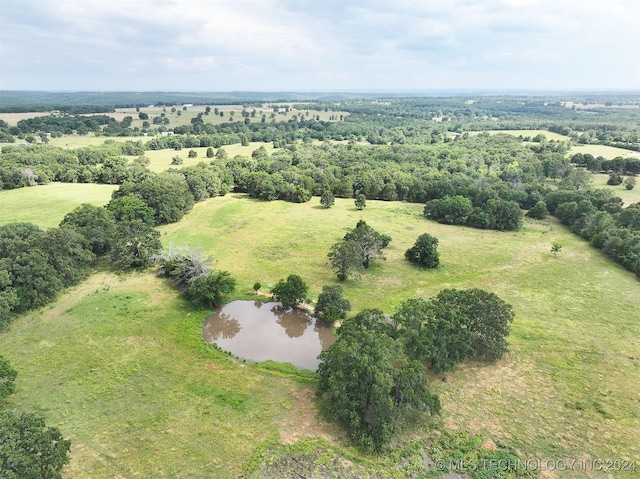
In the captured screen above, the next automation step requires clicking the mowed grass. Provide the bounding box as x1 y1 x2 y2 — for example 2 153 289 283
160 195 640 473
0 182 117 228
1 193 639 478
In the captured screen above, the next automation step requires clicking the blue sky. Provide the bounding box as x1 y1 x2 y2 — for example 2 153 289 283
1 0 638 92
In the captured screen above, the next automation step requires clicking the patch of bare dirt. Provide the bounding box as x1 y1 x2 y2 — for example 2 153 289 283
279 385 344 445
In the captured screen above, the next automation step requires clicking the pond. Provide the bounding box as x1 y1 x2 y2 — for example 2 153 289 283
202 300 336 371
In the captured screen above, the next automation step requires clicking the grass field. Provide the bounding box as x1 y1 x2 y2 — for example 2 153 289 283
473 130 640 160
141 142 275 172
0 182 117 228
570 143 640 160
1 104 348 132
0 111 52 126
590 173 640 206
159 196 640 469
48 135 151 149
1 194 639 478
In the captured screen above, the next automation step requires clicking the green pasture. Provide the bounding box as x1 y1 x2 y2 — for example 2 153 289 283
570 143 640 160
590 173 640 206
0 273 328 478
140 142 275 172
479 129 570 142
473 129 640 160
0 182 117 228
1 194 639 478
111 104 347 130
48 135 150 149
159 195 640 469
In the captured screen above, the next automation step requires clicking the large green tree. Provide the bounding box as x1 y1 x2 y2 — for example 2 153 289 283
343 220 391 269
0 411 71 479
35 228 95 287
327 240 364 281
106 196 156 226
113 172 194 225
314 285 351 323
270 274 309 308
111 221 162 270
392 289 514 372
60 204 117 255
317 310 440 451
320 190 335 208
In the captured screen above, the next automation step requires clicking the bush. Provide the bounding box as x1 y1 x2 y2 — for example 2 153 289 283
271 274 309 307
405 233 440 268
526 200 549 219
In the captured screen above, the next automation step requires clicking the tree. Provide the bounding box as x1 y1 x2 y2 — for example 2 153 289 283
429 289 514 362
35 228 95 287
607 172 623 186
317 310 440 451
206 147 214 158
526 200 549 220
320 190 335 208
483 199 523 231
0 270 19 330
551 242 562 255
6 249 63 313
0 410 71 479
106 196 156 226
405 233 440 268
314 285 351 323
343 220 391 268
138 112 149 120
111 221 161 270
171 155 184 165
0 354 17 399
624 177 636 190
188 150 198 158
328 240 364 281
423 195 472 225
185 271 236 309
60 204 117 255
113 172 194 225
253 282 261 294
354 193 366 210
270 274 309 307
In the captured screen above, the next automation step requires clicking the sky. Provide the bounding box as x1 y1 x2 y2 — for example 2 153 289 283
0 0 638 92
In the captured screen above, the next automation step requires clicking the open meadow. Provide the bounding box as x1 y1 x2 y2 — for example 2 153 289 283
475 130 640 160
140 142 276 172
0 182 117 228
590 173 640 206
1 191 638 477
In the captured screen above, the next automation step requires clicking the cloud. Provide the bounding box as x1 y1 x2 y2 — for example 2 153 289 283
0 0 638 91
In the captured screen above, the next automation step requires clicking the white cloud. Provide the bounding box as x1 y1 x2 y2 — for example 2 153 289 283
0 0 637 91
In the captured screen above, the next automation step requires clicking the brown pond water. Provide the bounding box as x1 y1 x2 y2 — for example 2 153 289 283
202 300 336 371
